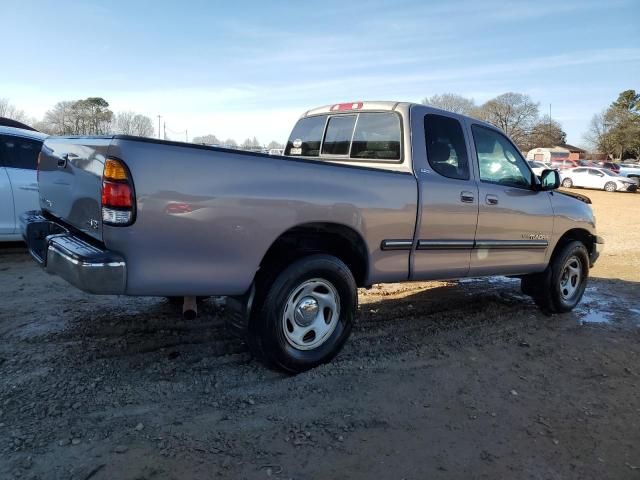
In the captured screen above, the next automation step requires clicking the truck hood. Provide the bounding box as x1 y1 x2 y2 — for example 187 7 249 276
556 190 591 204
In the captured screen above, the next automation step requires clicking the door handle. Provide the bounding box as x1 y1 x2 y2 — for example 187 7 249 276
460 191 475 203
486 194 499 205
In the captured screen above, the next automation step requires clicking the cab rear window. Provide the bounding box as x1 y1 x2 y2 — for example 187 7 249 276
285 112 401 162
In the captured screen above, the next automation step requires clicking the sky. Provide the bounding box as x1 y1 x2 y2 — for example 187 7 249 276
1 0 639 146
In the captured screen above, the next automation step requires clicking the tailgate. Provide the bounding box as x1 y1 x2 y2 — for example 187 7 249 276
38 137 113 242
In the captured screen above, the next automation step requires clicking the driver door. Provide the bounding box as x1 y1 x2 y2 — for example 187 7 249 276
466 123 554 276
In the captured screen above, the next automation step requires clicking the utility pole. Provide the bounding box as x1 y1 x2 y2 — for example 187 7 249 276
157 115 161 139
185 129 188 143
548 104 552 146
163 121 167 140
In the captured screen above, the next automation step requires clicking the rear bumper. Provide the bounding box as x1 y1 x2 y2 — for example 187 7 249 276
590 235 605 267
20 211 126 295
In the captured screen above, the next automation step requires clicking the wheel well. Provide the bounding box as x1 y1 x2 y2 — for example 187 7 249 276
553 228 594 258
257 223 369 287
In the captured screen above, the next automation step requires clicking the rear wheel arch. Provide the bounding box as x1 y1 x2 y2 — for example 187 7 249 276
256 222 369 289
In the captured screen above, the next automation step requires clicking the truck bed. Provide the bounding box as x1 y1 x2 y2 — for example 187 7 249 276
37 136 418 296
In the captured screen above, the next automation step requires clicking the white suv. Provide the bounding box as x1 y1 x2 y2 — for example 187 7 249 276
0 127 47 241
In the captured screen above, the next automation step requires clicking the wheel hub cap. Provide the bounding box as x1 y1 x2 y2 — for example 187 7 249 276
560 256 582 300
282 278 341 351
294 297 319 327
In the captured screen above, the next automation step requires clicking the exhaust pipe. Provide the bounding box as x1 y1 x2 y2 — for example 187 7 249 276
182 296 197 320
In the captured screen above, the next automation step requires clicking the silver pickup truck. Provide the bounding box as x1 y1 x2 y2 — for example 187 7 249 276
22 101 603 372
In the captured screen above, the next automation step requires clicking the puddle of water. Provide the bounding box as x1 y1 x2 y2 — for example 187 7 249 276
579 310 612 324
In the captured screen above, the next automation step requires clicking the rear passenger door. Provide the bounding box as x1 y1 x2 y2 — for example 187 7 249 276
411 109 479 280
0 135 41 223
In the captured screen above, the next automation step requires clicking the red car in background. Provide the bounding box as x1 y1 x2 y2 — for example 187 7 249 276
551 158 580 170
599 161 621 173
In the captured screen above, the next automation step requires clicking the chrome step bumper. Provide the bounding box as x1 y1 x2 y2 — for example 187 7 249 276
20 211 127 295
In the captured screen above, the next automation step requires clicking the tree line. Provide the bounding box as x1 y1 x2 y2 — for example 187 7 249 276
584 90 640 160
1 97 284 149
1 97 155 137
423 89 639 160
422 92 566 153
4 90 636 158
191 134 283 150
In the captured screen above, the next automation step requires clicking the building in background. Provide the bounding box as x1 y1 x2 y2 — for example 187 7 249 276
526 144 587 163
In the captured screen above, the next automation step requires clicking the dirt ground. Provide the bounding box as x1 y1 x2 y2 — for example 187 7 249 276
1 189 639 480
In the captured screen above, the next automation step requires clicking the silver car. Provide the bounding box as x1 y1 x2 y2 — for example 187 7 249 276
561 167 638 192
0 127 47 241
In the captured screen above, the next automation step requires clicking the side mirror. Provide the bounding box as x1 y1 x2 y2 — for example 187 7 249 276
540 169 560 190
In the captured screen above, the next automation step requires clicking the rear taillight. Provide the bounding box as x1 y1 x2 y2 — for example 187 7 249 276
102 158 135 226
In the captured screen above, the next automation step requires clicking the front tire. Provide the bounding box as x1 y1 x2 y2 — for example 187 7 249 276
250 254 357 373
522 240 589 314
562 178 573 188
604 181 616 192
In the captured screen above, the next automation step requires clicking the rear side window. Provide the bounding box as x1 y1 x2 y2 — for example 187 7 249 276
286 112 401 162
285 115 326 157
0 135 41 170
424 114 469 180
322 115 356 156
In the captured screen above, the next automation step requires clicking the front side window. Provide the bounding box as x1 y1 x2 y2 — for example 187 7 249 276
589 169 605 177
424 114 469 180
0 136 41 170
471 126 532 188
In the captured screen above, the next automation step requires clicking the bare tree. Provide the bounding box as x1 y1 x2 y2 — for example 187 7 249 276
224 138 238 148
43 101 75 135
192 134 221 145
42 98 113 135
477 93 540 148
521 115 567 152
422 93 476 115
267 140 284 149
241 137 260 149
583 111 609 151
114 112 154 137
0 98 31 124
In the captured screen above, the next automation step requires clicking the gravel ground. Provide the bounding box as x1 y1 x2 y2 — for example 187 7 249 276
1 190 639 480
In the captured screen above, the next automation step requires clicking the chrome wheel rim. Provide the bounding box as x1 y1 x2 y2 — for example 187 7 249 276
562 179 572 187
605 183 615 192
282 278 340 351
559 256 582 300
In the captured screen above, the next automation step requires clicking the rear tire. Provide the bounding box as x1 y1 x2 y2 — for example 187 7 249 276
604 181 616 192
249 254 357 373
522 241 589 314
562 178 573 188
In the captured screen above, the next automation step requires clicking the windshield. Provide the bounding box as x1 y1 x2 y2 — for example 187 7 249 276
602 169 622 177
